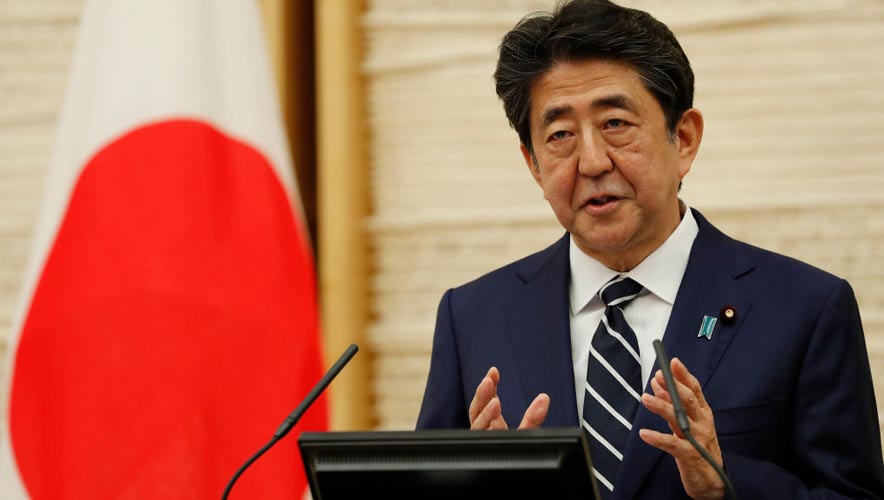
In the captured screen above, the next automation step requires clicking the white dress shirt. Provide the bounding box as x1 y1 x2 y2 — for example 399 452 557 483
569 206 698 421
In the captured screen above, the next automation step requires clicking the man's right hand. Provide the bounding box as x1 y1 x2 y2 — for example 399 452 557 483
468 366 550 430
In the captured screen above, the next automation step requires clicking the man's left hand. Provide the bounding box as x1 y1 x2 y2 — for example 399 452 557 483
639 358 725 500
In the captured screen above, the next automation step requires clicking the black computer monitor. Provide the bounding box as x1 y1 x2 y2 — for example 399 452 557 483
298 428 599 500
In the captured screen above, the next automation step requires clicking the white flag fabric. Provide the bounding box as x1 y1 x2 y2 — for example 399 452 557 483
0 1 325 498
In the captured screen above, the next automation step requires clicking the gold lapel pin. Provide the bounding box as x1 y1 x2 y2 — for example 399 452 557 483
719 305 737 325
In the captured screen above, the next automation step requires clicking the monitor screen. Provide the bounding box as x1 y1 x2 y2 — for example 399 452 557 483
298 428 599 500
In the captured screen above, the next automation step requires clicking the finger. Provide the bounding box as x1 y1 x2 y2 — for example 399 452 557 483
485 399 508 430
643 380 686 438
468 376 494 423
671 358 708 409
638 428 694 458
470 396 507 430
470 398 502 431
485 368 505 429
655 365 701 422
644 381 673 419
650 375 682 426
642 378 694 438
518 393 550 429
651 373 672 404
468 367 500 423
670 375 702 421
487 366 500 387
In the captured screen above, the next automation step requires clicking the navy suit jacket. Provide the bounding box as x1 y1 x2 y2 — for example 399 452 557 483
417 209 884 499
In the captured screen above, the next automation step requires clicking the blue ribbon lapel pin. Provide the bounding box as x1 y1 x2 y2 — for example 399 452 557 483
698 315 717 340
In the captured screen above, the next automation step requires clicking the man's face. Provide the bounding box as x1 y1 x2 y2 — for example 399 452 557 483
522 58 702 271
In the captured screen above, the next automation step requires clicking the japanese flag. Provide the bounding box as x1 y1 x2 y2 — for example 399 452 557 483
0 1 325 498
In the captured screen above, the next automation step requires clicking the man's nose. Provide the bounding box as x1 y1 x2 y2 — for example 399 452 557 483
577 130 614 177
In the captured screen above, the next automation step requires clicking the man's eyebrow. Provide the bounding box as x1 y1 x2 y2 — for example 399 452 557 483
540 105 572 129
539 94 639 129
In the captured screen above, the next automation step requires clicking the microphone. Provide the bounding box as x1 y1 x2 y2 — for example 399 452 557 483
221 343 359 500
652 340 737 500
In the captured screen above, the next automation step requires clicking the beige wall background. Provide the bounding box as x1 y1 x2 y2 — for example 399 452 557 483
1 0 882 453
362 0 884 440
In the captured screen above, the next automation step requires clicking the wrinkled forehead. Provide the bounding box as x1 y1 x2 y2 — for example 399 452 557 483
527 58 655 128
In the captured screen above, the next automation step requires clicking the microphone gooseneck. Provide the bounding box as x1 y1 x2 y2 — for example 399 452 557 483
652 340 737 500
221 343 359 500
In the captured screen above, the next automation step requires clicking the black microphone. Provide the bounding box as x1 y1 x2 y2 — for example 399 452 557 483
652 340 737 500
221 343 359 500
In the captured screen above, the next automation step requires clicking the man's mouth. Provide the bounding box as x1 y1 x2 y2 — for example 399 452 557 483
587 195 619 206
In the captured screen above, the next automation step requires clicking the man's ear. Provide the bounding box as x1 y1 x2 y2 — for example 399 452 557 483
520 143 543 187
676 108 704 179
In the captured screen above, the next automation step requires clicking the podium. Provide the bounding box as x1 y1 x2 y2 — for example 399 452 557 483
299 428 599 500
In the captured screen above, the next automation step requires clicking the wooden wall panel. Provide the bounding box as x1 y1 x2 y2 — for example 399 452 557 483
0 0 82 400
363 0 884 445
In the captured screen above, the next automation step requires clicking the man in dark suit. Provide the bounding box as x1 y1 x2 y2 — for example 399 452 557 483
416 1 884 498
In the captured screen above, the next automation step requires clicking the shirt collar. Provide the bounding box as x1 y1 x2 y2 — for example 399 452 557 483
569 205 699 315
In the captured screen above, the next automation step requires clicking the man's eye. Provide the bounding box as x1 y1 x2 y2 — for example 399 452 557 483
605 119 625 129
549 130 570 141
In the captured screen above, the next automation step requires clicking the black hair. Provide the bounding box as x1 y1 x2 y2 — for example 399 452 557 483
494 0 694 153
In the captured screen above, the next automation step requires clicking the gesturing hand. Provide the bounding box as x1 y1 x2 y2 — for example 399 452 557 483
468 367 549 430
639 358 725 500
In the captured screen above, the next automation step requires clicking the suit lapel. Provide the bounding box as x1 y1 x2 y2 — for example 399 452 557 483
507 234 579 427
614 210 755 499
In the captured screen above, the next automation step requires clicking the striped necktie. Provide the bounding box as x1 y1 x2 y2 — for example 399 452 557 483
582 275 644 498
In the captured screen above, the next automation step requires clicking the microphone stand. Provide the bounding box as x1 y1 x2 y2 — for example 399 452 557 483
221 343 359 500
